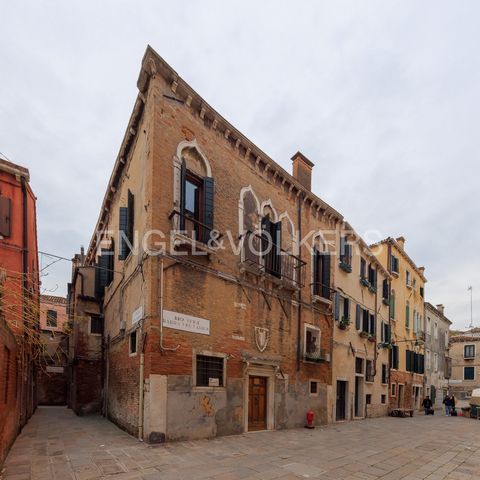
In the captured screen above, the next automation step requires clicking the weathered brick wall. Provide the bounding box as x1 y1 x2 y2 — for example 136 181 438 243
106 337 140 436
0 319 19 466
37 368 68 405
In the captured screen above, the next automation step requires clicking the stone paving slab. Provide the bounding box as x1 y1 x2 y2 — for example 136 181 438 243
1 407 480 480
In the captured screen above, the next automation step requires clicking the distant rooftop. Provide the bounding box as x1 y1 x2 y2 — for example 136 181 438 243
40 294 67 305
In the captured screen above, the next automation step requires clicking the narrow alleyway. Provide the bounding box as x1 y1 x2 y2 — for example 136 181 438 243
2 406 480 480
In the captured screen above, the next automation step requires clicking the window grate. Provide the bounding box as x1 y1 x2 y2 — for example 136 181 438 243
196 355 224 387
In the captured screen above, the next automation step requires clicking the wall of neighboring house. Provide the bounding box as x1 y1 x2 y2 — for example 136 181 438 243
449 335 480 399
37 296 69 406
332 235 390 421
0 158 39 466
371 238 426 412
424 304 451 408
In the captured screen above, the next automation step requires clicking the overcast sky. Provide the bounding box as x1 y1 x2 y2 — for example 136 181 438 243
1 1 479 329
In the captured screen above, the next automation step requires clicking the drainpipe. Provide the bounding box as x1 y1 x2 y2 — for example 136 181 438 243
296 193 303 371
138 335 145 440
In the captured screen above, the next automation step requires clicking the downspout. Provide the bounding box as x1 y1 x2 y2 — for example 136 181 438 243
296 193 303 371
138 330 145 440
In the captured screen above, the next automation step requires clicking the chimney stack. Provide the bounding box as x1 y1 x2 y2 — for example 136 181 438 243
436 304 445 315
396 236 405 248
291 151 314 191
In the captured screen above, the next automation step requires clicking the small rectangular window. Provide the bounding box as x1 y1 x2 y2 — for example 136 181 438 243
355 357 364 375
129 330 137 355
381 364 388 384
464 345 475 359
464 366 475 380
90 316 104 335
381 394 386 404
46 309 58 327
0 196 11 238
391 383 396 397
196 354 224 387
304 325 321 361
366 394 372 405
310 380 319 395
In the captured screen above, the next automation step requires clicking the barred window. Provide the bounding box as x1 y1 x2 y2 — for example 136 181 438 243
46 309 57 327
196 354 224 387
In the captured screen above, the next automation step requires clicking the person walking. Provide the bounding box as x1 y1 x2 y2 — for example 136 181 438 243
443 394 452 416
422 396 433 415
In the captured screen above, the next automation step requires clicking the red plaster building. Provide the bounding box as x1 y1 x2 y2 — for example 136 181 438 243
0 154 39 465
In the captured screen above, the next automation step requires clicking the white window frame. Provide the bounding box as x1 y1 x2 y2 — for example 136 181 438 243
464 344 475 359
434 322 438 339
129 329 138 356
304 324 322 360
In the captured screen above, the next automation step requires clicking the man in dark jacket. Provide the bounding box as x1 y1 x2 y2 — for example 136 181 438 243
422 396 433 415
443 394 452 416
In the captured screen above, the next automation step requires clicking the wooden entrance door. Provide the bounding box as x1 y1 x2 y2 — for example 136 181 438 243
336 380 347 420
248 376 267 431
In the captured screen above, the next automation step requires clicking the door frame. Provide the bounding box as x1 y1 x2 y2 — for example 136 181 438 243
244 364 276 432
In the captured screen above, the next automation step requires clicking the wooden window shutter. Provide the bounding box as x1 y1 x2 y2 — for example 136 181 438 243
334 293 340 321
320 253 330 298
340 236 345 260
356 304 361 330
381 321 385 342
180 160 187 230
382 279 389 299
362 309 369 332
108 239 115 285
0 196 11 237
406 304 410 328
385 324 391 343
118 207 128 260
393 345 399 369
369 313 375 335
312 248 319 295
127 190 134 245
360 258 366 278
203 177 214 244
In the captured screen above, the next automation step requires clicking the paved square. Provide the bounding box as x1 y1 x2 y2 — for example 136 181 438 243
1 407 479 479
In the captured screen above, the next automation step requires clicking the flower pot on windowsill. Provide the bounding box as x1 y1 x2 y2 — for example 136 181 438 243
382 298 390 306
380 342 393 350
338 318 350 330
360 331 370 339
368 336 376 343
368 285 377 294
360 278 370 287
339 261 352 273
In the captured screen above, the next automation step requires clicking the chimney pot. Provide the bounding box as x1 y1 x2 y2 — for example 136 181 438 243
396 236 405 248
436 304 445 315
291 151 314 191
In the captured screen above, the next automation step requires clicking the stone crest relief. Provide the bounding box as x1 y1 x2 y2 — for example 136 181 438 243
254 327 269 352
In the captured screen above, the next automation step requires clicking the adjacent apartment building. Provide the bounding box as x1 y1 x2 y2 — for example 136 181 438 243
449 328 480 400
371 237 426 412
332 225 391 421
37 295 69 406
0 155 39 465
68 46 356 442
424 302 451 408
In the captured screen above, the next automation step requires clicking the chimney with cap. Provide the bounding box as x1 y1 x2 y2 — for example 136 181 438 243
436 304 445 315
291 151 314 191
396 236 405 249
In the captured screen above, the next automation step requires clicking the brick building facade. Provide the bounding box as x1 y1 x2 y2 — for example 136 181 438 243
0 155 39 465
37 295 69 406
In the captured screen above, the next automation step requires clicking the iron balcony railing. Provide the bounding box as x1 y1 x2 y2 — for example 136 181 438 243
240 230 306 288
169 210 221 247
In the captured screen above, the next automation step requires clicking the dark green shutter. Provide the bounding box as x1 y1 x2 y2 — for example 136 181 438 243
321 253 330 298
344 298 350 320
98 249 111 289
381 321 385 342
360 258 366 278
312 248 319 295
369 313 375 335
393 345 399 369
363 309 369 332
334 293 340 321
118 207 128 260
385 324 391 343
127 190 134 246
406 304 410 328
203 177 214 244
180 160 186 230
356 304 361 330
383 279 389 299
